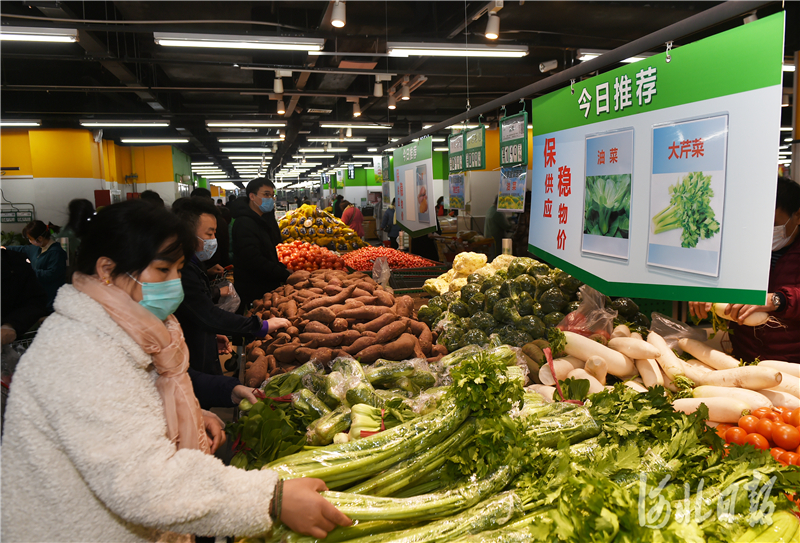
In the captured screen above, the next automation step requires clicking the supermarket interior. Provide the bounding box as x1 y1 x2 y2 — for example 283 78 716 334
2 1 800 542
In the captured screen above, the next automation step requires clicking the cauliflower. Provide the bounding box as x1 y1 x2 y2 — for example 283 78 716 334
448 277 469 293
490 254 515 270
452 252 488 275
472 264 495 278
423 277 450 296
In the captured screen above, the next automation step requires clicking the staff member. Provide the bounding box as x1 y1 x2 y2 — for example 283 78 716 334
8 220 67 311
231 178 291 309
341 201 364 238
690 176 800 363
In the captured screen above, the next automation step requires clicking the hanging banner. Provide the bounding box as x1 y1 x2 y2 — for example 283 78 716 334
498 166 527 212
464 126 486 171
393 138 435 236
500 112 528 167
528 13 784 304
374 156 389 205
448 131 465 173
449 173 465 210
381 155 391 181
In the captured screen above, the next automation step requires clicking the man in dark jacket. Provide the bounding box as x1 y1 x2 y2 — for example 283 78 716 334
333 194 345 218
231 178 292 309
1 248 48 344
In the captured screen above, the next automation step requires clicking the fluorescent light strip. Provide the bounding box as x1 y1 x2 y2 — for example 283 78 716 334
434 147 448 152
784 64 796 73
221 147 274 153
231 162 266 166
781 127 793 132
299 147 347 153
80 120 170 127
292 154 335 159
218 137 283 142
207 121 285 127
0 26 78 43
153 32 324 52
225 155 270 160
192 162 215 166
320 123 391 130
387 42 528 58
0 119 41 127
121 138 188 143
307 137 366 142
352 155 381 159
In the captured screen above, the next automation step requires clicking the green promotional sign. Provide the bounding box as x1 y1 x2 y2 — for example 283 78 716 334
448 131 465 173
381 155 391 181
464 126 486 171
500 111 528 167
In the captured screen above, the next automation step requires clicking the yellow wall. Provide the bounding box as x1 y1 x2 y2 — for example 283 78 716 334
0 129 34 176
27 129 98 179
210 185 220 197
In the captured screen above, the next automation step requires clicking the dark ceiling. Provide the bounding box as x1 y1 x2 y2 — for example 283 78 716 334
1 0 796 182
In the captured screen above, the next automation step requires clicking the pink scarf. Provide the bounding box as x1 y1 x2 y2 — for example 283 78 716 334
72 273 210 454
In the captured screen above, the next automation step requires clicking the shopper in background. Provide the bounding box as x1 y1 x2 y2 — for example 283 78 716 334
140 189 165 209
216 198 224 206
341 200 365 238
1 199 350 542
56 198 95 278
484 196 513 258
191 187 231 274
7 220 67 311
511 191 532 257
435 196 446 217
381 198 402 249
690 176 800 363
333 194 345 218
1 247 47 345
231 178 292 310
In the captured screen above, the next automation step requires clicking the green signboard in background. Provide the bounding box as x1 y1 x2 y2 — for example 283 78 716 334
393 138 435 236
500 111 528 167
382 155 391 181
464 126 486 171
448 131 464 173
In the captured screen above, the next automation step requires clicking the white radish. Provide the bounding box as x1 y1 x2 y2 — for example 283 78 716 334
769 372 800 398
584 356 608 385
699 367 783 390
677 338 740 370
625 381 648 393
681 358 715 386
758 389 800 409
712 303 772 327
611 324 631 338
672 397 750 423
538 358 575 386
692 385 773 411
758 360 800 378
527 384 556 402
559 355 586 370
633 377 645 385
563 331 636 377
636 359 664 388
661 368 678 392
567 368 605 394
608 337 660 359
647 331 685 380
630 332 644 341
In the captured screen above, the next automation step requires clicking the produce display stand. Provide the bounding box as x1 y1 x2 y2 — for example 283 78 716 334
433 234 495 263
389 264 450 292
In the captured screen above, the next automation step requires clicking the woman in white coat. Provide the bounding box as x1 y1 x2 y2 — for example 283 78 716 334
1 200 350 542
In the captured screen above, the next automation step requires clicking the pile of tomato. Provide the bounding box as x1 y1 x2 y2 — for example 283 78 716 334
342 246 438 271
717 407 800 466
277 240 345 272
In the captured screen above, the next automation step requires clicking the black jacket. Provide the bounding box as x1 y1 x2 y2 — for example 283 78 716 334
174 256 262 375
188 368 239 409
231 204 291 307
1 248 47 334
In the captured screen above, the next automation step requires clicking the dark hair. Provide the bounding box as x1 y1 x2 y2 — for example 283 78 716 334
66 199 95 237
341 200 352 208
140 190 165 208
76 200 195 278
218 206 232 224
391 198 396 205
24 220 50 240
246 177 275 196
437 196 444 204
776 176 800 216
171 196 219 233
216 198 223 205
191 187 212 199
334 194 343 201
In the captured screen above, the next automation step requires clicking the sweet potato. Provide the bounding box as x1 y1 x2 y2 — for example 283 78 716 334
308 288 324 295
373 289 394 307
324 285 343 296
393 296 414 318
356 344 385 365
266 355 276 372
301 285 357 312
287 270 311 285
330 318 349 332
405 321 433 356
339 330 361 346
355 312 396 333
311 347 334 366
328 277 343 287
269 367 283 377
376 320 408 344
296 348 317 364
352 288 372 298
344 299 365 308
412 336 426 359
247 347 265 363
304 321 332 334
344 336 378 355
337 306 395 320
427 354 444 364
381 333 417 361
304 306 336 324
245 355 268 387
274 344 297 366
354 281 375 294
432 344 447 356
363 331 377 338
351 296 378 306
298 333 344 347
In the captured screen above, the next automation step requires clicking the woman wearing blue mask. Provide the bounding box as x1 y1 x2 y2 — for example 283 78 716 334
1 199 350 542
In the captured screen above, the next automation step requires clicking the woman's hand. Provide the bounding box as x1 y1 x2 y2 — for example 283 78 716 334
688 302 712 320
202 411 227 454
219 286 231 297
206 264 225 276
723 296 777 324
216 334 232 354
231 385 259 406
267 318 291 332
280 478 352 538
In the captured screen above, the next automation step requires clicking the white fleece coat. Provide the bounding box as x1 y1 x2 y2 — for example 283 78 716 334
1 285 279 542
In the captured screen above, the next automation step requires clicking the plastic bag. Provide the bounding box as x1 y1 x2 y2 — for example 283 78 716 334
372 256 391 288
650 311 707 351
214 280 240 313
306 405 351 445
557 284 617 339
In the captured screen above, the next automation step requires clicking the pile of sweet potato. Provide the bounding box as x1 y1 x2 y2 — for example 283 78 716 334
244 269 446 387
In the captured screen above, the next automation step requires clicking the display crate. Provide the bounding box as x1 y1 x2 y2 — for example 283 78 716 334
389 264 450 291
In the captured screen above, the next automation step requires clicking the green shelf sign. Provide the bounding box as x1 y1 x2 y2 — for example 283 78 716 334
448 131 465 173
464 126 486 171
500 111 528 167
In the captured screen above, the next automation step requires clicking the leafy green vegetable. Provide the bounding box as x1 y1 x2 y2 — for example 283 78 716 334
652 171 720 248
516 315 545 339
493 298 522 324
417 305 443 329
539 287 568 314
507 257 535 279
449 299 471 318
483 286 502 314
584 174 631 238
227 398 306 470
552 377 590 402
461 328 490 347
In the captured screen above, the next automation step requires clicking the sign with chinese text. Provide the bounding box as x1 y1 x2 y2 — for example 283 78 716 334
529 13 784 304
381 155 391 181
449 173 465 210
500 112 528 167
348 164 355 180
448 131 464 173
464 126 486 171
497 167 527 212
393 138 435 236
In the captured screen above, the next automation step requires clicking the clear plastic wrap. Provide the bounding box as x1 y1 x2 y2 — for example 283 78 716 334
557 284 617 339
403 386 450 415
331 356 367 382
365 358 427 388
439 344 483 367
336 375 386 408
291 388 332 421
372 256 392 288
650 311 707 351
213 279 240 313
524 405 600 448
306 405 352 446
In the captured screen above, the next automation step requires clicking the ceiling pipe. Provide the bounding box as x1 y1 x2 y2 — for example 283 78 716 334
379 0 769 152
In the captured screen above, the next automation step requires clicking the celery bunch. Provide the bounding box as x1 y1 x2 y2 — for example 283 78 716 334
651 171 720 248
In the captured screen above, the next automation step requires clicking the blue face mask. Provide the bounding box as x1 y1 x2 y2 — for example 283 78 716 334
127 274 185 321
196 237 218 262
259 197 275 213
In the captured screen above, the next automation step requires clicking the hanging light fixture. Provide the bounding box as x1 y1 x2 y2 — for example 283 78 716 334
400 84 410 101
331 1 346 28
485 12 500 40
373 79 383 97
273 75 284 94
277 100 286 115
346 127 353 138
353 100 361 117
388 92 397 110
279 129 285 140
272 143 278 152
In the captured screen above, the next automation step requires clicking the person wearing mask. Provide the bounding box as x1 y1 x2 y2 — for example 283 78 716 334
231 178 292 310
381 198 402 249
333 194 345 218
1 199 351 542
690 176 800 363
1 247 47 345
484 196 513 258
56 198 95 278
341 201 365 238
435 196 446 217
8 220 67 311
191 187 231 274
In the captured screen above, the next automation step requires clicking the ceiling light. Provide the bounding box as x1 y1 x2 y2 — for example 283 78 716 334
224 155 271 160
321 123 391 130
423 123 481 130
786 138 794 143
539 60 558 73
80 120 169 127
218 137 283 142
485 12 500 40
279 130 285 139
781 127 793 131
230 162 264 166
277 100 287 115
784 64 796 72
153 32 324 52
0 119 41 127
221 147 276 153
293 154 335 159
274 76 284 95
121 138 188 143
346 127 353 138
388 93 397 110
387 42 528 58
352 155 381 159
367 148 378 152
352 101 361 118
307 137 365 142
577 48 655 64
206 121 285 128
0 26 78 43
299 147 347 153
434 147 448 152
374 80 383 98
331 1 346 28
272 144 279 152
401 85 411 100
192 162 214 166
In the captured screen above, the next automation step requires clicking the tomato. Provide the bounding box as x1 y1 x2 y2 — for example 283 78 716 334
779 451 799 466
786 409 800 427
772 423 800 451
745 433 770 451
715 423 732 439
752 407 772 419
771 447 787 461
725 427 748 445
763 411 783 423
738 415 760 434
755 418 775 443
